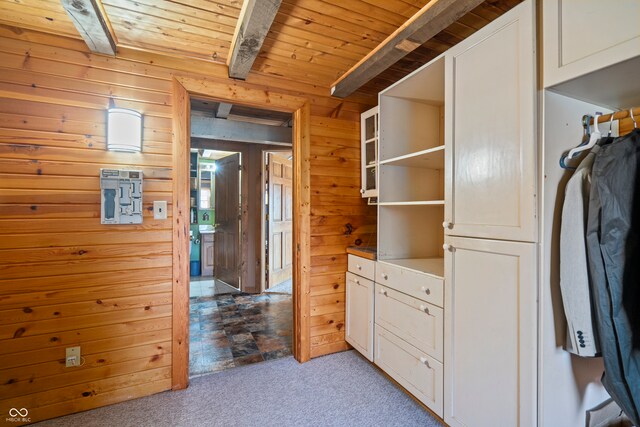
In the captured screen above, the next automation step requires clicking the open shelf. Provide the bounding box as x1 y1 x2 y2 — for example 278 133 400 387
378 200 444 206
380 145 444 169
379 257 444 278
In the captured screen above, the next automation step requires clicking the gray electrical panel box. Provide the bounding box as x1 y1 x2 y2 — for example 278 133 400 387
100 169 143 224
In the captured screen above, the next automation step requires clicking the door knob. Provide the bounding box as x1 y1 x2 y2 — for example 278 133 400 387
382 273 388 280
360 189 365 194
443 244 454 252
356 264 362 270
442 221 453 229
421 286 431 295
419 305 430 315
379 289 387 296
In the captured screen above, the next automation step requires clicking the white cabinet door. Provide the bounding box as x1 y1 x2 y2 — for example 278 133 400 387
360 106 378 198
444 236 537 427
444 0 537 242
201 233 214 276
345 272 374 361
543 0 640 88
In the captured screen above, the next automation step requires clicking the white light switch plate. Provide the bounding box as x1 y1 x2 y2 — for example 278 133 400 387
154 201 167 220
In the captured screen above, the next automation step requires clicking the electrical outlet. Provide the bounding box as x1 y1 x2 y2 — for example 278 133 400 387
65 346 81 367
154 200 167 220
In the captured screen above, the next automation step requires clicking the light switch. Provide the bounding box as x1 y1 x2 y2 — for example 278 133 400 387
154 201 167 219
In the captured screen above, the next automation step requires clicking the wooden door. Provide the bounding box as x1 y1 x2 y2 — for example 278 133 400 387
444 0 536 242
267 152 293 288
214 153 241 288
444 236 537 427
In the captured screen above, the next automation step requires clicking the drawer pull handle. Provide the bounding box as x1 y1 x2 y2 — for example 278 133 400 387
419 356 431 368
382 274 388 280
379 289 387 296
421 286 431 295
356 264 362 270
355 279 360 285
443 244 454 252
419 305 430 315
442 221 453 229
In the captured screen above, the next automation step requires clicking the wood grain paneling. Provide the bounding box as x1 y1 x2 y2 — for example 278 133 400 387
308 116 376 359
0 25 372 424
0 1 521 97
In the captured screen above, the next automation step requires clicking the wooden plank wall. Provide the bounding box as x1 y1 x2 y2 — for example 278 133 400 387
0 26 374 423
309 117 377 358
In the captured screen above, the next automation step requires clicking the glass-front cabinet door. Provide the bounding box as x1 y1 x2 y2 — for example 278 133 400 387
360 106 379 198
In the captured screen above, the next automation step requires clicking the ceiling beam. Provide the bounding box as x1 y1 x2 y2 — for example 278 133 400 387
227 0 282 80
60 0 117 56
215 102 233 119
330 0 485 98
191 116 292 145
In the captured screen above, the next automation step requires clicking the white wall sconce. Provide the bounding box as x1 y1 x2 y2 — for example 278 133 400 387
107 107 143 152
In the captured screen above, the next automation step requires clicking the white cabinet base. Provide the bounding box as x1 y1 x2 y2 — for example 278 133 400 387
444 237 536 427
375 325 443 417
345 271 374 361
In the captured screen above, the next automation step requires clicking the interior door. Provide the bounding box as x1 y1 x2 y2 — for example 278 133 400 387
214 153 241 288
267 152 293 288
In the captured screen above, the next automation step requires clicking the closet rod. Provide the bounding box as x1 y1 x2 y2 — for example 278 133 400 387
589 106 640 124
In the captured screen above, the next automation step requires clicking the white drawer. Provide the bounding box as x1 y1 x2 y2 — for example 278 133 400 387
345 272 374 361
375 262 443 307
348 254 375 281
374 325 443 417
375 284 443 362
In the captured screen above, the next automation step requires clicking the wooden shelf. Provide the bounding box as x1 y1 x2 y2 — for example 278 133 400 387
380 145 444 169
381 257 444 278
378 200 444 206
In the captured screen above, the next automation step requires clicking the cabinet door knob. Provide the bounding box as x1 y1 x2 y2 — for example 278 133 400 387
421 286 431 295
443 244 454 252
360 189 365 194
356 265 362 270
382 273 388 280
442 221 453 229
419 356 431 368
419 305 430 315
379 289 387 296
355 279 360 285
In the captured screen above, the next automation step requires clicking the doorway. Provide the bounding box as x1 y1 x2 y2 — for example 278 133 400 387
172 77 312 389
187 99 295 378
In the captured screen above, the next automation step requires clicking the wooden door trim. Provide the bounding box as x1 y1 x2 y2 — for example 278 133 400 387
171 76 311 390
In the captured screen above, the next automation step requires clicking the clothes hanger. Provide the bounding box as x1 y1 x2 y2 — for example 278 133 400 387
607 112 615 137
566 113 602 160
560 114 592 169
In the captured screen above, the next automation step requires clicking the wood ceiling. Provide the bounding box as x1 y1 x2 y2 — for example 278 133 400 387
0 0 522 98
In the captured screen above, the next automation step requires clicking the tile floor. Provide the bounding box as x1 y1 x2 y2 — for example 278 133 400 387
189 292 292 378
190 276 240 298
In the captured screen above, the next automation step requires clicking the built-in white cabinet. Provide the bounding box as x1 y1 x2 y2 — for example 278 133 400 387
360 106 378 198
375 324 443 416
443 236 537 427
444 0 537 243
345 255 374 361
543 0 640 89
201 232 214 276
378 56 446 279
